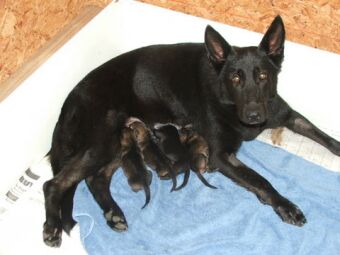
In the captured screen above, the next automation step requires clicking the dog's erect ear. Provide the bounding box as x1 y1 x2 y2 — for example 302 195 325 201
259 16 285 67
205 25 231 66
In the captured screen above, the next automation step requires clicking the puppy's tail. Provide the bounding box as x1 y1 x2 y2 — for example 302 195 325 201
173 168 190 191
141 184 151 209
196 172 217 189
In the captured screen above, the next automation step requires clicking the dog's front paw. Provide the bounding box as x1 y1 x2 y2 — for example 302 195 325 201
273 198 306 227
43 222 62 247
104 209 128 232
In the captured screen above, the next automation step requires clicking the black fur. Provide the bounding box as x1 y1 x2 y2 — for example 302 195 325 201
153 124 215 190
42 16 340 247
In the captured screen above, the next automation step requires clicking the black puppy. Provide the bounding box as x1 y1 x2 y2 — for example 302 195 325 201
43 16 340 247
153 124 216 190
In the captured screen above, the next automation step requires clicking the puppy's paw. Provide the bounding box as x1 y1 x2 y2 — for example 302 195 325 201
191 154 208 174
157 169 172 180
128 170 152 192
43 222 62 247
105 210 128 232
156 166 171 178
154 157 174 178
128 176 144 192
274 198 306 227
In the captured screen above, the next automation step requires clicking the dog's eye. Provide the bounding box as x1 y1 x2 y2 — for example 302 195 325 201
232 74 241 85
259 72 267 81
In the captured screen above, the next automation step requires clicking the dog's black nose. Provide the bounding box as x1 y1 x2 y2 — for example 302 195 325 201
246 111 261 123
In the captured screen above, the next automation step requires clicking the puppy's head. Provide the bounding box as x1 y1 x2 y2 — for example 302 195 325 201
152 124 184 162
153 124 180 144
177 124 194 144
205 16 285 125
125 117 149 144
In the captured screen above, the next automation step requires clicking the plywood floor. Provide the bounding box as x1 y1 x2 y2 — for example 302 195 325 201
0 0 339 88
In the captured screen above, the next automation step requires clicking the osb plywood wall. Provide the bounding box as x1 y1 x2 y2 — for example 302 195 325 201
141 0 340 52
0 0 339 87
0 0 111 85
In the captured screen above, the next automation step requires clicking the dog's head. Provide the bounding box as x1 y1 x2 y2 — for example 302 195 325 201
205 16 285 125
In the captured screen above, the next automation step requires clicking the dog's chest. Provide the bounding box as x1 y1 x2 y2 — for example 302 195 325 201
240 127 263 141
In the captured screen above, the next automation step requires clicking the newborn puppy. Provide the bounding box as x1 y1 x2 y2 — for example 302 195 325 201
126 118 178 191
153 124 216 190
120 126 152 209
152 124 190 190
178 125 209 173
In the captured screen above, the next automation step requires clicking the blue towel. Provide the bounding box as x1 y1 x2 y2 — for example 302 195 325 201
73 140 340 255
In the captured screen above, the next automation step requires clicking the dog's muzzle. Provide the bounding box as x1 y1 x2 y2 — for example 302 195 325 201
240 102 267 125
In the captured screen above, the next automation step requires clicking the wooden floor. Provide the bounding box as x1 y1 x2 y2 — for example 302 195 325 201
0 0 339 87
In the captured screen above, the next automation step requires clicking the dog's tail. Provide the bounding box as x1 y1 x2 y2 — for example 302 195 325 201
61 185 77 234
39 151 78 234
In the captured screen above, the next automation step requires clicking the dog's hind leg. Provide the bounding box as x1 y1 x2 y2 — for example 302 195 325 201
60 167 127 234
85 163 128 232
43 149 110 247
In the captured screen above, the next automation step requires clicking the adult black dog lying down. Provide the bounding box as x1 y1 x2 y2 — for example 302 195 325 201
43 16 340 247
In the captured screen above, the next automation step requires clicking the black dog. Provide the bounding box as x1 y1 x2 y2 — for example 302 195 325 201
42 16 340 247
